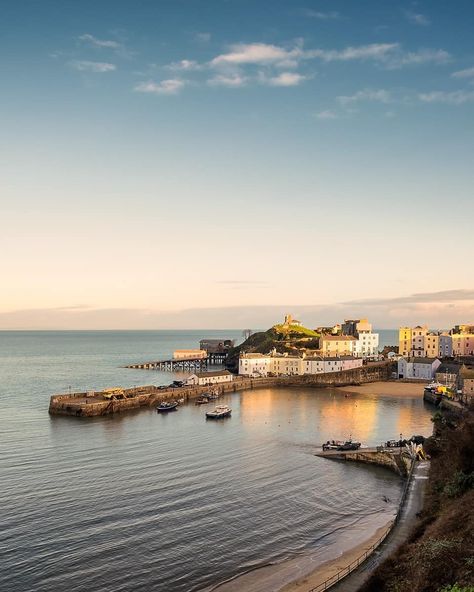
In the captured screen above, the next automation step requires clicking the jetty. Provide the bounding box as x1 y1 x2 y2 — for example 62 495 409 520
315 446 412 476
125 352 227 371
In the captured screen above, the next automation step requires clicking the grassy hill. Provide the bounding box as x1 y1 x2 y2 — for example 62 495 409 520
225 323 320 371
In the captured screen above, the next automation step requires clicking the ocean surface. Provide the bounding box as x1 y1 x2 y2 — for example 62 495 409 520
0 329 433 592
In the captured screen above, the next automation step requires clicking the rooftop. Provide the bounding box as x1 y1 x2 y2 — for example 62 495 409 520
193 370 232 378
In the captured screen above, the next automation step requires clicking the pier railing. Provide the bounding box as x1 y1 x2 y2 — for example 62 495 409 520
307 459 415 592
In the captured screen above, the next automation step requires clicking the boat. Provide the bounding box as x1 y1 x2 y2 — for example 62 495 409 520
205 405 232 419
195 397 209 405
322 439 361 451
156 401 178 412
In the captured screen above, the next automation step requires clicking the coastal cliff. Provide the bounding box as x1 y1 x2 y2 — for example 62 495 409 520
360 407 474 592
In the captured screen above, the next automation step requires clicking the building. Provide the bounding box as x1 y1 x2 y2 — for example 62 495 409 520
398 325 441 358
173 349 207 360
460 366 474 403
199 339 234 354
340 356 364 371
399 327 412 357
269 354 302 376
435 362 462 390
341 318 379 358
302 356 325 375
452 333 474 357
239 353 273 377
283 314 302 327
439 333 453 357
397 357 441 380
320 335 356 357
186 370 234 386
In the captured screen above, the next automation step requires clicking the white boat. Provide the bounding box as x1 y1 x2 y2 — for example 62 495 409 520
205 405 232 419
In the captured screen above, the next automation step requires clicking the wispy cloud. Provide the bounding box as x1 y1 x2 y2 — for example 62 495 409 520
195 32 211 43
315 110 338 120
210 42 301 67
79 33 121 49
207 74 247 87
72 60 116 72
337 88 391 105
418 90 474 104
404 11 431 26
134 79 185 94
262 71 308 87
344 289 474 306
452 67 474 79
166 59 202 71
307 43 398 62
387 48 450 68
303 10 340 20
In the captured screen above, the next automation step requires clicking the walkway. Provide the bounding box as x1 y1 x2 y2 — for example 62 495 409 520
328 460 430 592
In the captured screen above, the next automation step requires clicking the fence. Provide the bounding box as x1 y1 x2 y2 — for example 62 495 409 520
308 459 415 592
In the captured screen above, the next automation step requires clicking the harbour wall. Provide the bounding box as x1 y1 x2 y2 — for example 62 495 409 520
49 362 394 418
315 448 411 477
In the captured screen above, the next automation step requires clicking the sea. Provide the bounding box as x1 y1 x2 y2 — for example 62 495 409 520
0 329 434 592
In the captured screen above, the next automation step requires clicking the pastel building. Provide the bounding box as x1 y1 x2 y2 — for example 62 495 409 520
320 335 356 357
341 318 379 358
439 333 453 357
397 357 442 380
186 370 234 386
239 353 273 377
452 333 474 356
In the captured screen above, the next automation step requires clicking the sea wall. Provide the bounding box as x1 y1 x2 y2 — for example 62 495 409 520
49 362 395 418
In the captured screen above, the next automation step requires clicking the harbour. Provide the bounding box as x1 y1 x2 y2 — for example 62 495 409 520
0 329 432 592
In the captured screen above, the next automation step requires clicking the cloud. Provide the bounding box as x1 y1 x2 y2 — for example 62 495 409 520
263 72 308 86
72 60 116 72
306 43 398 62
134 79 185 94
79 33 121 49
210 43 302 67
404 11 431 26
196 32 211 43
1 288 472 329
343 289 474 306
337 88 391 105
303 10 340 20
166 59 202 71
418 90 474 104
315 110 338 120
207 74 247 87
386 48 450 68
452 67 474 79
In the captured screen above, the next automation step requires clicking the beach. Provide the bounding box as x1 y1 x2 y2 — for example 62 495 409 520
203 521 393 592
337 381 425 397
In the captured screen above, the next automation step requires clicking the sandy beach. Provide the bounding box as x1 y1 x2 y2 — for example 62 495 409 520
337 381 425 397
202 520 393 592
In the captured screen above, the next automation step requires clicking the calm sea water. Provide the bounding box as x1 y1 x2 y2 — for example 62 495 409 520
0 329 431 592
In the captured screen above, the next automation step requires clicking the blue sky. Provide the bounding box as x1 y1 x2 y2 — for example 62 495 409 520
0 1 473 329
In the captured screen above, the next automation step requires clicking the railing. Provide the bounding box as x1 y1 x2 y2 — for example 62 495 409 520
308 459 415 592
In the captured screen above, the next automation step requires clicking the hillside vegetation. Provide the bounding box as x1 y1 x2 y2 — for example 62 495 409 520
225 324 320 371
360 408 474 592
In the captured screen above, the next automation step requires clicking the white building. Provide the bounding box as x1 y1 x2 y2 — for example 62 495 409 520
302 356 325 374
186 370 234 386
270 354 301 376
397 357 441 380
353 332 379 358
239 353 273 377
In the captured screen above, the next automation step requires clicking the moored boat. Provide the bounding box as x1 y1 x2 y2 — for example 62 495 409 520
205 405 231 419
322 439 361 451
156 401 178 412
195 397 209 405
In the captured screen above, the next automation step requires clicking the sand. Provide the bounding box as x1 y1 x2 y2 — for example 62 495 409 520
202 520 393 592
279 522 391 592
336 381 425 397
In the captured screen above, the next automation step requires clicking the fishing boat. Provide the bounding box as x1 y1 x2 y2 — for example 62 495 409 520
205 405 232 419
156 401 178 413
195 397 209 405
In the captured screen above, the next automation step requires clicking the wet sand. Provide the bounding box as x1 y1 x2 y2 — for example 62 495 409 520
337 381 424 397
203 521 393 592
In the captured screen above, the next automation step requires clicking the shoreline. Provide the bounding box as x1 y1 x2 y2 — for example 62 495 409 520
200 519 393 592
336 381 424 397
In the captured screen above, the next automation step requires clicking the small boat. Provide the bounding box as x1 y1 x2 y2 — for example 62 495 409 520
195 397 209 405
156 401 178 413
206 405 232 419
322 439 361 451
177 398 185 405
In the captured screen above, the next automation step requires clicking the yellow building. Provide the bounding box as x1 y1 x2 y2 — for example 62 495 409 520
320 335 356 357
425 333 440 358
399 327 412 356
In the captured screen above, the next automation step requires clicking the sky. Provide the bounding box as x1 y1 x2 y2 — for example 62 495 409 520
0 0 473 329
